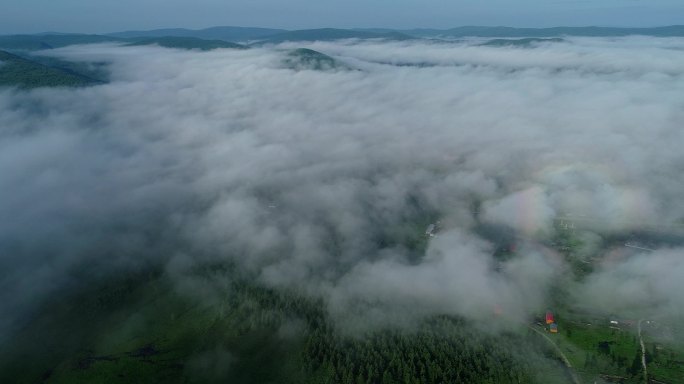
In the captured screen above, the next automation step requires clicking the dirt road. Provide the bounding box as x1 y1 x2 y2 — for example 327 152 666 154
528 325 581 384
638 319 648 383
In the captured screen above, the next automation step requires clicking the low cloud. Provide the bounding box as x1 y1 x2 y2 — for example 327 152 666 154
482 186 556 237
327 230 562 331
2 37 684 339
576 248 684 320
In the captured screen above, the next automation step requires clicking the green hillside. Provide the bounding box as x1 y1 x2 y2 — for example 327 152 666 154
0 34 123 51
284 48 349 71
16 53 110 82
0 265 570 384
127 36 247 51
109 26 286 42
255 28 413 44
107 25 684 41
401 25 684 38
481 38 565 47
0 50 101 88
2 25 683 53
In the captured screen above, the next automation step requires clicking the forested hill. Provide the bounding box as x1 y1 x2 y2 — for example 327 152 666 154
108 26 286 41
379 25 684 38
126 36 247 51
251 29 414 44
0 50 100 88
284 48 350 71
0 265 571 383
2 26 683 52
0 34 123 50
104 25 684 41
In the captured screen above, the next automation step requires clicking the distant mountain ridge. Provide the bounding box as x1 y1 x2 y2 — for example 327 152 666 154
126 36 247 50
393 25 684 38
0 34 124 50
1 26 683 53
479 38 565 47
251 28 414 44
108 26 286 41
104 25 684 41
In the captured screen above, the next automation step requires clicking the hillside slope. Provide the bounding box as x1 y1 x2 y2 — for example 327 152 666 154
126 36 247 51
109 26 286 42
0 50 100 88
0 34 123 50
254 28 414 44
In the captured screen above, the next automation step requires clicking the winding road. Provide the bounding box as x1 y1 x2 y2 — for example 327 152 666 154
638 319 648 383
528 325 581 384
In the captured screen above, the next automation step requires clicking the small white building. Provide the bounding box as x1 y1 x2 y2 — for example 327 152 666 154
425 224 436 237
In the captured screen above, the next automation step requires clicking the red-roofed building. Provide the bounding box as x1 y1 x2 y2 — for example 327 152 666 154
546 311 554 324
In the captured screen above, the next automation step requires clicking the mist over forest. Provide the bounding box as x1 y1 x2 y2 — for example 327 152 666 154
2 36 684 383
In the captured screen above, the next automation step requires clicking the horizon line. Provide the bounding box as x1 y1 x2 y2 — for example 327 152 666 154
3 24 684 36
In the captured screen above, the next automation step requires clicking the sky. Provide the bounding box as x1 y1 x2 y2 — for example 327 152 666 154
1 0 683 34
2 36 684 340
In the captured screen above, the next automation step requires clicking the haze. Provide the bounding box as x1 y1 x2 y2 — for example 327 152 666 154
2 0 684 34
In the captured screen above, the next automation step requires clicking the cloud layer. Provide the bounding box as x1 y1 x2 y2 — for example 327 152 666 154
2 37 684 339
